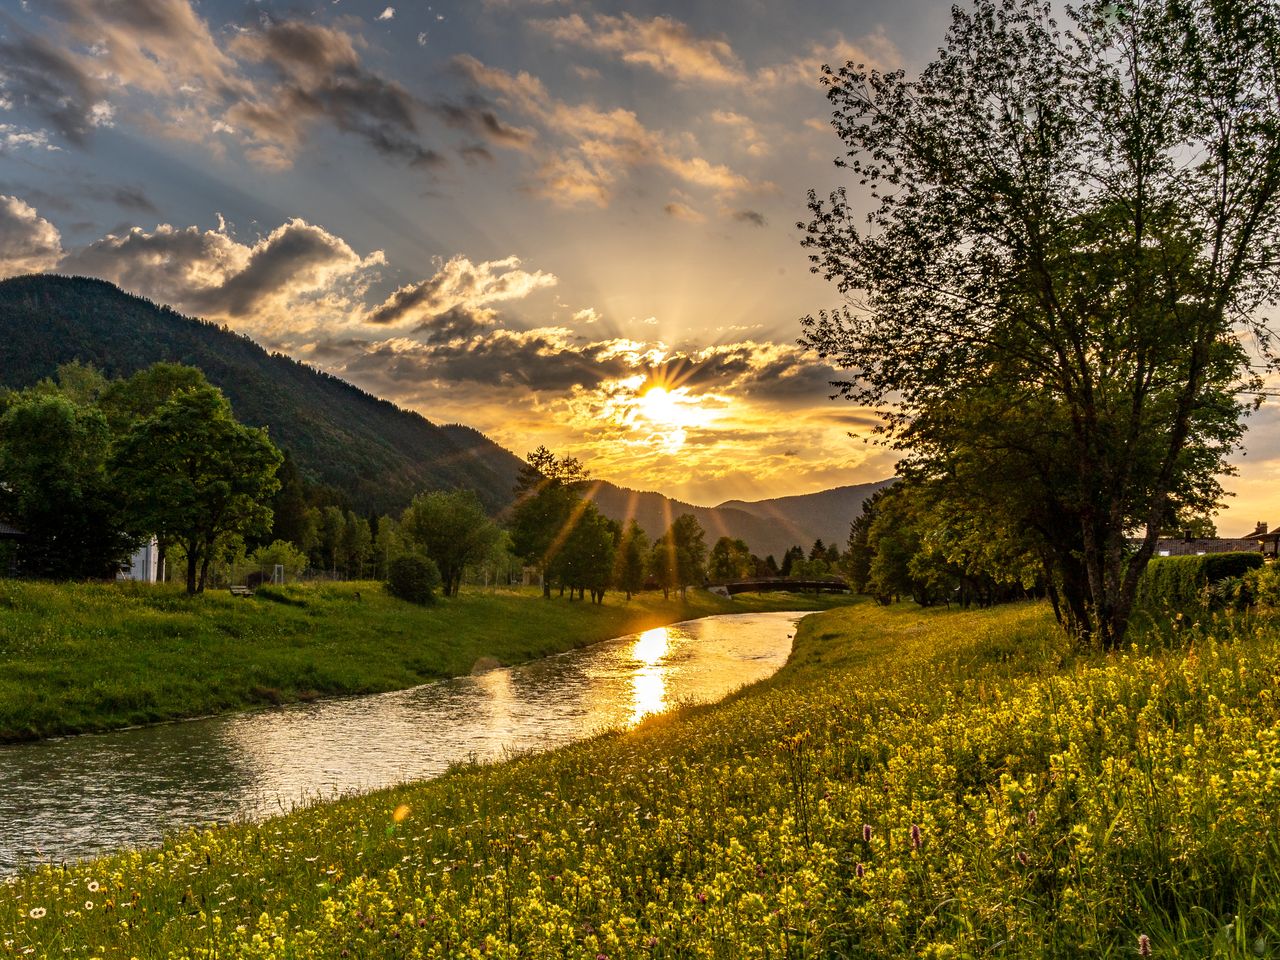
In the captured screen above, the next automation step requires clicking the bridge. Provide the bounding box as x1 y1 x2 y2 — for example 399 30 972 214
710 577 850 597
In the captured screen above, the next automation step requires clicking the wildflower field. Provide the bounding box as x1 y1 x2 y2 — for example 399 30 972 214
3 600 1279 958
0 581 842 742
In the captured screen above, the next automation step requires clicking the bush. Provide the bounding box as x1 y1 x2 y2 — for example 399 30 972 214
1135 551 1265 610
1241 562 1280 610
385 554 441 605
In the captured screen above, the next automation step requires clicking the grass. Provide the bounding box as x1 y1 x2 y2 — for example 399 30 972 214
3 600 1279 958
0 579 849 742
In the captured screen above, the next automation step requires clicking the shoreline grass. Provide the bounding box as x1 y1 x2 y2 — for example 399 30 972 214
4 600 1278 957
0 579 850 743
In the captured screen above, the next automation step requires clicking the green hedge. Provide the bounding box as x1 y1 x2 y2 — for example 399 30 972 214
1135 551 1265 609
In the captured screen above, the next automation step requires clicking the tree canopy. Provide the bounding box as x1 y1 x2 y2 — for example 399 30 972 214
401 489 501 597
112 385 282 593
801 0 1280 646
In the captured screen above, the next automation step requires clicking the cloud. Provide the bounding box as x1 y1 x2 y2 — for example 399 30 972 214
731 209 767 227
55 0 241 97
227 18 443 169
753 30 901 89
535 13 743 85
368 254 557 327
711 110 769 157
0 28 105 145
663 201 705 223
60 216 384 331
0 195 64 277
0 123 58 152
533 12 899 92
1 4 446 169
453 54 760 206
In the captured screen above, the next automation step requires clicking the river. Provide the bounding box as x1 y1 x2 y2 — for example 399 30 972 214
0 609 804 872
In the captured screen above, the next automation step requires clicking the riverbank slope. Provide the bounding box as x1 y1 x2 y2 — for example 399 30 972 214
4 601 1277 957
0 580 849 742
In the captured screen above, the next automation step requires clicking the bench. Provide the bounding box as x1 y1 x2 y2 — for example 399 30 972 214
229 585 254 597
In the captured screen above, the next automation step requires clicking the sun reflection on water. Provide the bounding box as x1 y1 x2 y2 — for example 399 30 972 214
630 626 670 725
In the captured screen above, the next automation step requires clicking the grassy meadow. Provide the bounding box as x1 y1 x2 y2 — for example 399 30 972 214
0 580 847 742
3 599 1278 957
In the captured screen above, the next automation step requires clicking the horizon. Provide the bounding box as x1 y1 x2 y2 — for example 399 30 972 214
0 0 1275 530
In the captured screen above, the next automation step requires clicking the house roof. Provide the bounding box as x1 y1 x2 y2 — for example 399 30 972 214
0 521 25 539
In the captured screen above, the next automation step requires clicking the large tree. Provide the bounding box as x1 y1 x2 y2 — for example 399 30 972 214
650 513 708 600
112 386 282 593
508 446 590 598
801 0 1280 646
401 489 501 597
0 394 139 578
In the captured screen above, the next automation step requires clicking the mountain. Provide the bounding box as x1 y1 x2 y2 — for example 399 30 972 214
0 274 526 513
582 478 894 561
716 481 896 555
0 274 892 555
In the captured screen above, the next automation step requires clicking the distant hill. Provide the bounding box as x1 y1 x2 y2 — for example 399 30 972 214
583 478 895 561
0 274 526 513
0 274 892 552
717 481 897 554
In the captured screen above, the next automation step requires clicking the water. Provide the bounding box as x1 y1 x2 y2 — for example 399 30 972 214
0 610 802 872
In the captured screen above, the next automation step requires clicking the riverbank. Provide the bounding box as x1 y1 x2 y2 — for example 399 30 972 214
0 580 850 742
4 601 1278 957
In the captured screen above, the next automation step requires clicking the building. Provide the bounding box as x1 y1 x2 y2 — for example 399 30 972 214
1151 521 1279 558
118 536 161 582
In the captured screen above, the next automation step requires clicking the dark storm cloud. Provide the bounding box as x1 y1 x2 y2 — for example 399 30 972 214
731 209 767 227
0 26 101 145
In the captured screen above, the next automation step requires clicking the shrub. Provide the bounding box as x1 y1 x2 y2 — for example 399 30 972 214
385 554 441 605
1135 551 1265 610
1241 561 1280 610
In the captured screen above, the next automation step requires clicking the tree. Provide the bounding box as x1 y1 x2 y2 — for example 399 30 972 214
709 536 754 581
112 386 282 593
801 0 1280 646
651 513 708 600
341 512 373 579
509 446 590 597
372 514 404 581
317 506 345 576
250 539 309 581
556 503 617 603
779 545 804 578
613 519 649 600
401 489 501 597
0 394 139 578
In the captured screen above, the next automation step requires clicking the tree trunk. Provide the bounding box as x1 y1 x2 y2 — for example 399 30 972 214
186 547 199 595
197 550 212 594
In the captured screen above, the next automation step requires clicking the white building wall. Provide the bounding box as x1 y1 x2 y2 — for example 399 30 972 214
119 537 159 583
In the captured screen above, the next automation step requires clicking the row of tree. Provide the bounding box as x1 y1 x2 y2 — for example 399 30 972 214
1 366 851 604
0 362 281 593
508 447 709 603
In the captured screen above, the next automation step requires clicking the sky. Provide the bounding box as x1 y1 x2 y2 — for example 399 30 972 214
0 0 1275 532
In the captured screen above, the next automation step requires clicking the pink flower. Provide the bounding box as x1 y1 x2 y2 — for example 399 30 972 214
910 824 922 850
862 824 873 843
1138 934 1152 956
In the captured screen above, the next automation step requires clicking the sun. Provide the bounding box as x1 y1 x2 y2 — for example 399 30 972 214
638 385 678 425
